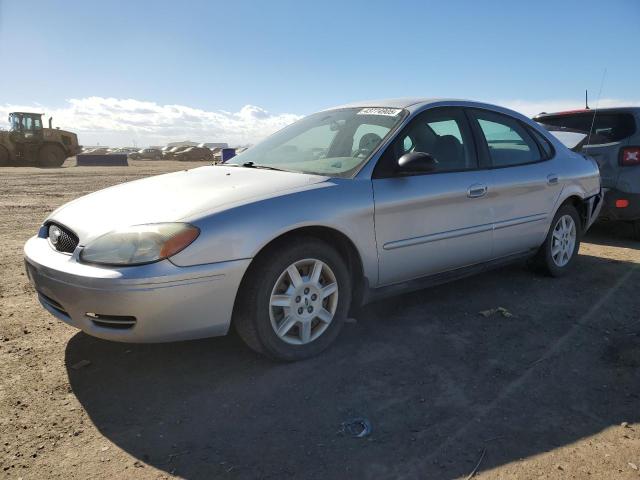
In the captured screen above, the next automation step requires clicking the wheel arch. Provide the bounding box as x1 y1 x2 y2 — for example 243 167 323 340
236 225 368 317
557 194 588 232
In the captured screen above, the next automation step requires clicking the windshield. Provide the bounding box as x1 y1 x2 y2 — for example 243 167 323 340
229 107 408 177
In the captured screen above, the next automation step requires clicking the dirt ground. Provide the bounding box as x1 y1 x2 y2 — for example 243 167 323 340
1 159 639 479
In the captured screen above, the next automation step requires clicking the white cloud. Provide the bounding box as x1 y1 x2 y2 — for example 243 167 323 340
0 97 302 147
2 96 639 148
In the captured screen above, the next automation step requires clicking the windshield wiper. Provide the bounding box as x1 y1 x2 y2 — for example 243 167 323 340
240 161 289 172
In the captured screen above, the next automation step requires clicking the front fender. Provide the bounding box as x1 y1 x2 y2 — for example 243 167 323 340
170 178 378 284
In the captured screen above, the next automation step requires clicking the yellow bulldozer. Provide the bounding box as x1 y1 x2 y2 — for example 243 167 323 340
0 112 81 167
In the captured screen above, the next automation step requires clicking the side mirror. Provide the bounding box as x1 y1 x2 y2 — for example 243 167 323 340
397 151 438 174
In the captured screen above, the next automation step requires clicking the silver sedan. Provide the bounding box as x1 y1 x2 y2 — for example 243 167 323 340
24 99 602 360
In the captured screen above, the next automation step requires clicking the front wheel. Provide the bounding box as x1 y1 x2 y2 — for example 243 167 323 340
38 144 66 167
233 238 351 361
531 204 581 277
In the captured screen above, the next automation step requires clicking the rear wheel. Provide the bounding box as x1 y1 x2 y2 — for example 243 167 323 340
0 146 9 166
234 237 351 361
38 144 66 167
531 204 581 277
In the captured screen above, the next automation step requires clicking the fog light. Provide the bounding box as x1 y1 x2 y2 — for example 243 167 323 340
615 199 629 208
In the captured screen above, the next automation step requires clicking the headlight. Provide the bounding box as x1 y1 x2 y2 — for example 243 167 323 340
80 223 199 266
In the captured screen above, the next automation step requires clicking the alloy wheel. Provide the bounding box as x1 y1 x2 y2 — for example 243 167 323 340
551 214 577 267
269 258 339 345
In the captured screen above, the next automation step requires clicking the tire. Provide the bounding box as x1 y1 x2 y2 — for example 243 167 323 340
38 144 66 167
0 146 9 166
530 204 581 277
233 237 352 361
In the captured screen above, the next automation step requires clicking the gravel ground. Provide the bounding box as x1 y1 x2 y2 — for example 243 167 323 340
1 159 639 479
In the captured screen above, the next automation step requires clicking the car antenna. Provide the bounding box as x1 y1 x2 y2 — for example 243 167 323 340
585 68 607 148
585 89 589 110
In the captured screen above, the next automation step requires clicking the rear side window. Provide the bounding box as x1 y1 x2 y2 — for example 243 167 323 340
537 113 636 144
528 127 554 159
470 110 542 167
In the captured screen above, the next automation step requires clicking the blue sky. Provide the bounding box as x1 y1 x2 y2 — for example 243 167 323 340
1 0 638 146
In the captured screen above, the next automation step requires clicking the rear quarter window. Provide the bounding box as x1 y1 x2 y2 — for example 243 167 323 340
527 127 554 159
537 113 636 144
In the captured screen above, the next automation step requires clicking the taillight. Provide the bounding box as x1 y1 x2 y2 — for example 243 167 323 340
620 147 640 166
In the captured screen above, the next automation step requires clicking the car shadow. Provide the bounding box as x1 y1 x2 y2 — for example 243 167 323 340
584 221 639 250
66 252 640 479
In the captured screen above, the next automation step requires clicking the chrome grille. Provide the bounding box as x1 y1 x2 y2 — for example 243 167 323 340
47 223 79 253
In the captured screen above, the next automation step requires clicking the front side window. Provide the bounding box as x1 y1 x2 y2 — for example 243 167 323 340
231 107 408 177
374 107 476 177
471 110 542 167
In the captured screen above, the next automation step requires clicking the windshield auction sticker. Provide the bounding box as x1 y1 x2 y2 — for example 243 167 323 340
358 107 403 116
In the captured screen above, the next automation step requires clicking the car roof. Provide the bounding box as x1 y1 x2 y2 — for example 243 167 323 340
534 107 640 120
329 97 482 110
329 98 445 109
326 98 532 119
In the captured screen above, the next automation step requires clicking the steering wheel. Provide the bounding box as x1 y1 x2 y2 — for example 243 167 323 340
352 148 372 158
353 133 382 159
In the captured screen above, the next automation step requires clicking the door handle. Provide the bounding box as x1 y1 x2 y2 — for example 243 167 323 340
467 184 488 198
547 174 559 185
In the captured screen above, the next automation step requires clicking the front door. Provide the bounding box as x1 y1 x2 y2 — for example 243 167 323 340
372 107 493 286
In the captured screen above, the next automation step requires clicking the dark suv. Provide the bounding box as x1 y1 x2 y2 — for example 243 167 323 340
535 108 640 238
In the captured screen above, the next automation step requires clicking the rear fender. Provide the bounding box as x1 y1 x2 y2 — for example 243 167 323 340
553 187 601 233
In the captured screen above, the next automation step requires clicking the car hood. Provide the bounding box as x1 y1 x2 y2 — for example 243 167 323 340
47 165 328 243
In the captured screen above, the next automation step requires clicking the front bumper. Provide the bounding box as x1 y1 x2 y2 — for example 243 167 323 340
598 189 640 222
24 235 251 343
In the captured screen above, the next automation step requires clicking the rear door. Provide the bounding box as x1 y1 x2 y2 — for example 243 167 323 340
468 109 561 258
372 107 493 286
